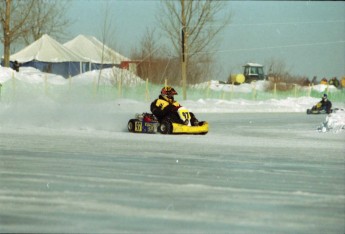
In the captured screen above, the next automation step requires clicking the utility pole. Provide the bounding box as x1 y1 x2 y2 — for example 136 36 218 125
181 0 187 100
3 0 11 67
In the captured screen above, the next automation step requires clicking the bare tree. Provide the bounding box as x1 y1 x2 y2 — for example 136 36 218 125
21 0 70 44
137 28 163 82
265 58 310 91
97 1 119 91
157 0 231 99
131 27 176 84
0 0 70 67
266 58 289 82
0 0 34 67
158 1 230 58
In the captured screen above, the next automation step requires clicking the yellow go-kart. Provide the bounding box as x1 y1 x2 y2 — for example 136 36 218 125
128 108 208 135
306 102 332 114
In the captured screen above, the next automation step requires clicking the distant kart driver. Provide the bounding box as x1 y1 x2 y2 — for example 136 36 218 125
313 93 332 114
150 86 199 126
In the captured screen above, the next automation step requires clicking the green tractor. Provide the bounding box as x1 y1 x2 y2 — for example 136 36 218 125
230 63 266 85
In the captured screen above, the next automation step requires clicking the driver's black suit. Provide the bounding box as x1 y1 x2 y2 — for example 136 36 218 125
150 95 198 125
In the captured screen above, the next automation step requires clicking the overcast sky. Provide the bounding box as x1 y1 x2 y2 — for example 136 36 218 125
4 0 345 81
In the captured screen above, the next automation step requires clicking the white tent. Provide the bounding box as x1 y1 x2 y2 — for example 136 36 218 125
9 34 87 77
63 35 129 70
10 34 87 63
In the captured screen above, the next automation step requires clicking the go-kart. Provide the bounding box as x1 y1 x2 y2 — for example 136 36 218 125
127 107 208 135
306 103 332 114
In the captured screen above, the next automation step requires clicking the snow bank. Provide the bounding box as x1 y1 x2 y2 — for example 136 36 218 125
0 66 143 86
0 66 67 85
194 80 341 94
0 66 14 84
181 96 319 113
192 80 268 93
319 108 345 133
72 66 144 86
300 83 339 93
0 66 341 95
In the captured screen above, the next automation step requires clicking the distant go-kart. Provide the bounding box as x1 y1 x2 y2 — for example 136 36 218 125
306 103 333 114
127 108 208 135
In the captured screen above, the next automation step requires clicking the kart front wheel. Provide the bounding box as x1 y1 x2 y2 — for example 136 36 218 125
159 120 172 134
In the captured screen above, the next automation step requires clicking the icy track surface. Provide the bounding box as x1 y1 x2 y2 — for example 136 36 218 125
0 103 344 233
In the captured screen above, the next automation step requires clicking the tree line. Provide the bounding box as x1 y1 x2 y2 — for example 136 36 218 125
1 0 230 99
0 0 69 67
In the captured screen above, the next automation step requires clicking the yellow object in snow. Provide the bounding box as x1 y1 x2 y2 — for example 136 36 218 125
231 74 245 84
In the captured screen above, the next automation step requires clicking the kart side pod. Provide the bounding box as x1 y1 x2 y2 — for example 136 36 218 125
127 113 159 133
159 119 209 135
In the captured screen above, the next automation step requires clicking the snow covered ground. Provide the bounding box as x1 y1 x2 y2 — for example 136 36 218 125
0 66 344 233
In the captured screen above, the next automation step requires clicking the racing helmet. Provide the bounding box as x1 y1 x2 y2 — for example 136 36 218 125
161 86 178 99
322 93 328 99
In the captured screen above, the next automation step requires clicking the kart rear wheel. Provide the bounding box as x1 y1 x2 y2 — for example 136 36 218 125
159 120 172 134
127 119 136 132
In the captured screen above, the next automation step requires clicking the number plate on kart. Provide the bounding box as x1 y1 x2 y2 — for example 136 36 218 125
133 120 158 133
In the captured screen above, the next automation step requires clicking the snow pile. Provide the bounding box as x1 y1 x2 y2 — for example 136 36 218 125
0 66 28 84
193 80 341 94
0 66 14 83
0 66 67 85
181 96 319 113
319 108 345 133
301 83 339 93
192 80 268 93
72 66 144 86
0 66 342 95
17 67 67 85
0 66 144 87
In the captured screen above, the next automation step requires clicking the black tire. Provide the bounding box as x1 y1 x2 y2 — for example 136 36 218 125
306 109 311 114
159 119 172 134
127 119 136 132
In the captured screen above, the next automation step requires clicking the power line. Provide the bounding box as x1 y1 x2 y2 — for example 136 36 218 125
196 40 345 54
227 20 345 27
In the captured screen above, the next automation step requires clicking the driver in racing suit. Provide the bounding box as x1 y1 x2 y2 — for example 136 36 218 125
319 93 332 113
150 86 199 126
313 93 332 114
